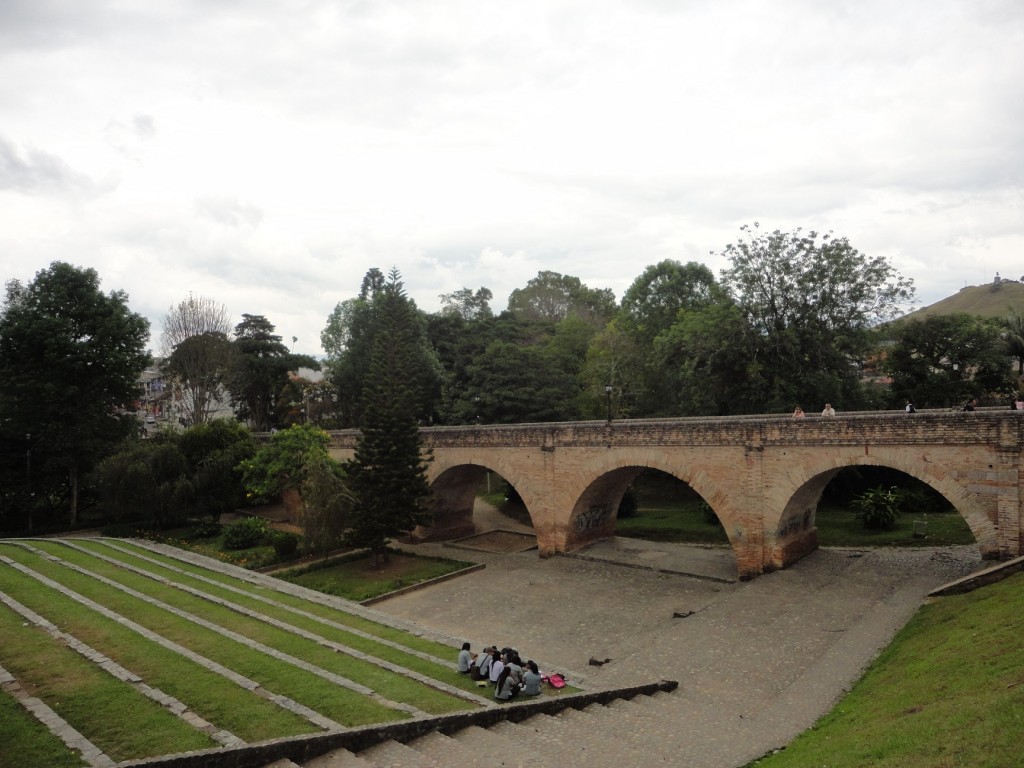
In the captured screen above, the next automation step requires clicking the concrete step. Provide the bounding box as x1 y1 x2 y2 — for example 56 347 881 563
358 738 442 767
304 694 678 768
304 747 377 767
449 723 521 757
404 730 479 766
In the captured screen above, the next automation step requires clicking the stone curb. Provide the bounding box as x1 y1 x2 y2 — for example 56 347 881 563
928 553 1024 596
358 562 486 606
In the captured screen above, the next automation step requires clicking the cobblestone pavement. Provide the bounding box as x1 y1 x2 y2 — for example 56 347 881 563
382 531 981 767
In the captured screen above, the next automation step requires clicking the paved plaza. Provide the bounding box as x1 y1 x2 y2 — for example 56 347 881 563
382 529 981 767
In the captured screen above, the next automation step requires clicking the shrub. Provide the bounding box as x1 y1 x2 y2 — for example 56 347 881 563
239 424 331 504
270 530 300 560
191 519 222 539
223 517 269 550
852 486 901 530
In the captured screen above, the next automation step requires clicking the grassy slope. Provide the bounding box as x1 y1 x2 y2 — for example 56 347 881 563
748 572 1024 768
898 281 1024 323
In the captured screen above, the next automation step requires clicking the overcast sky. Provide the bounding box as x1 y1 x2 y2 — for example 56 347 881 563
2 0 1022 357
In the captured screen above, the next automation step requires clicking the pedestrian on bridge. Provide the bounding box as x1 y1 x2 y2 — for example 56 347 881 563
821 403 836 417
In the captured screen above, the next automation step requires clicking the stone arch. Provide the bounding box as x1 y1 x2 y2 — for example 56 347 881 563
561 448 744 562
767 449 997 569
417 455 543 542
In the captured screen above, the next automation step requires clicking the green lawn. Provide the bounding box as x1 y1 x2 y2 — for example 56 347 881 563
615 498 730 543
746 572 1024 768
814 504 975 547
615 499 975 548
278 551 472 602
0 534 504 766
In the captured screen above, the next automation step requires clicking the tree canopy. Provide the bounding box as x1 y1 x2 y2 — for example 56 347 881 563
0 262 150 529
225 314 318 432
884 313 1015 408
715 224 916 412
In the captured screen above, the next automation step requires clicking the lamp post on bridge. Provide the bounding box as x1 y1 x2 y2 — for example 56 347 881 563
605 385 613 422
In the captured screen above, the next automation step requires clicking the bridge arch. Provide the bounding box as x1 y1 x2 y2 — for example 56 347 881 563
559 448 749 567
767 447 998 567
417 455 547 542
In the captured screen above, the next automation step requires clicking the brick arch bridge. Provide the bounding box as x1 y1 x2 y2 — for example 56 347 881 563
328 411 1023 580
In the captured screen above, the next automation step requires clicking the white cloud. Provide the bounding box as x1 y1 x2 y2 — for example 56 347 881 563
0 0 1021 356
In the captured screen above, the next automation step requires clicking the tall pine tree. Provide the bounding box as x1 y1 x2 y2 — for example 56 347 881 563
345 269 432 565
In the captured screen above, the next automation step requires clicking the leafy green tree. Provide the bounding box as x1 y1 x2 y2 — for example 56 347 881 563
164 331 233 426
577 319 645 419
321 297 373 426
178 419 255 519
655 300 765 415
462 339 580 423
0 263 150 530
620 260 718 344
301 450 352 558
439 286 493 321
225 314 318 431
717 224 915 412
238 423 331 504
91 438 191 528
615 260 724 415
345 270 432 565
884 313 1015 407
1000 311 1024 377
507 270 616 327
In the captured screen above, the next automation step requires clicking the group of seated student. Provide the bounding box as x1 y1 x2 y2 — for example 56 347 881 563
457 642 543 701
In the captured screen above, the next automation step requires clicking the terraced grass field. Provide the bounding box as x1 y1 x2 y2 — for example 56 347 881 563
0 537 488 767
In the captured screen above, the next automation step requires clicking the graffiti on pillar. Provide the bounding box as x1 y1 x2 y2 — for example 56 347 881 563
779 508 814 539
576 503 611 531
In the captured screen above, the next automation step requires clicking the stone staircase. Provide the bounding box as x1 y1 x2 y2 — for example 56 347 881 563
118 682 679 768
288 688 679 768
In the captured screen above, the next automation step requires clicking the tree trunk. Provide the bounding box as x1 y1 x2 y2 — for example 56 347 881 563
282 486 304 523
69 466 79 527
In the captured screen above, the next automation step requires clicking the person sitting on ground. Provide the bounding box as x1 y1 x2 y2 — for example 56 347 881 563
472 646 493 682
522 660 543 696
488 649 504 685
457 642 473 674
821 403 836 417
494 665 519 701
506 654 523 686
905 399 916 414
962 398 977 412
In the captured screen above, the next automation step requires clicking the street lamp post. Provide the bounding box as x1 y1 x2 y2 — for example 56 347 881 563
605 385 613 422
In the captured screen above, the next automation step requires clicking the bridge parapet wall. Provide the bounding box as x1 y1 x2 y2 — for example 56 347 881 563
328 411 1024 450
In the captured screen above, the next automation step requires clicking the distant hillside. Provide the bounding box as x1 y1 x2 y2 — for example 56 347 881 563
898 279 1024 322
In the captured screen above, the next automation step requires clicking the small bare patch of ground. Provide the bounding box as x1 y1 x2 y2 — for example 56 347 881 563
448 530 537 553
